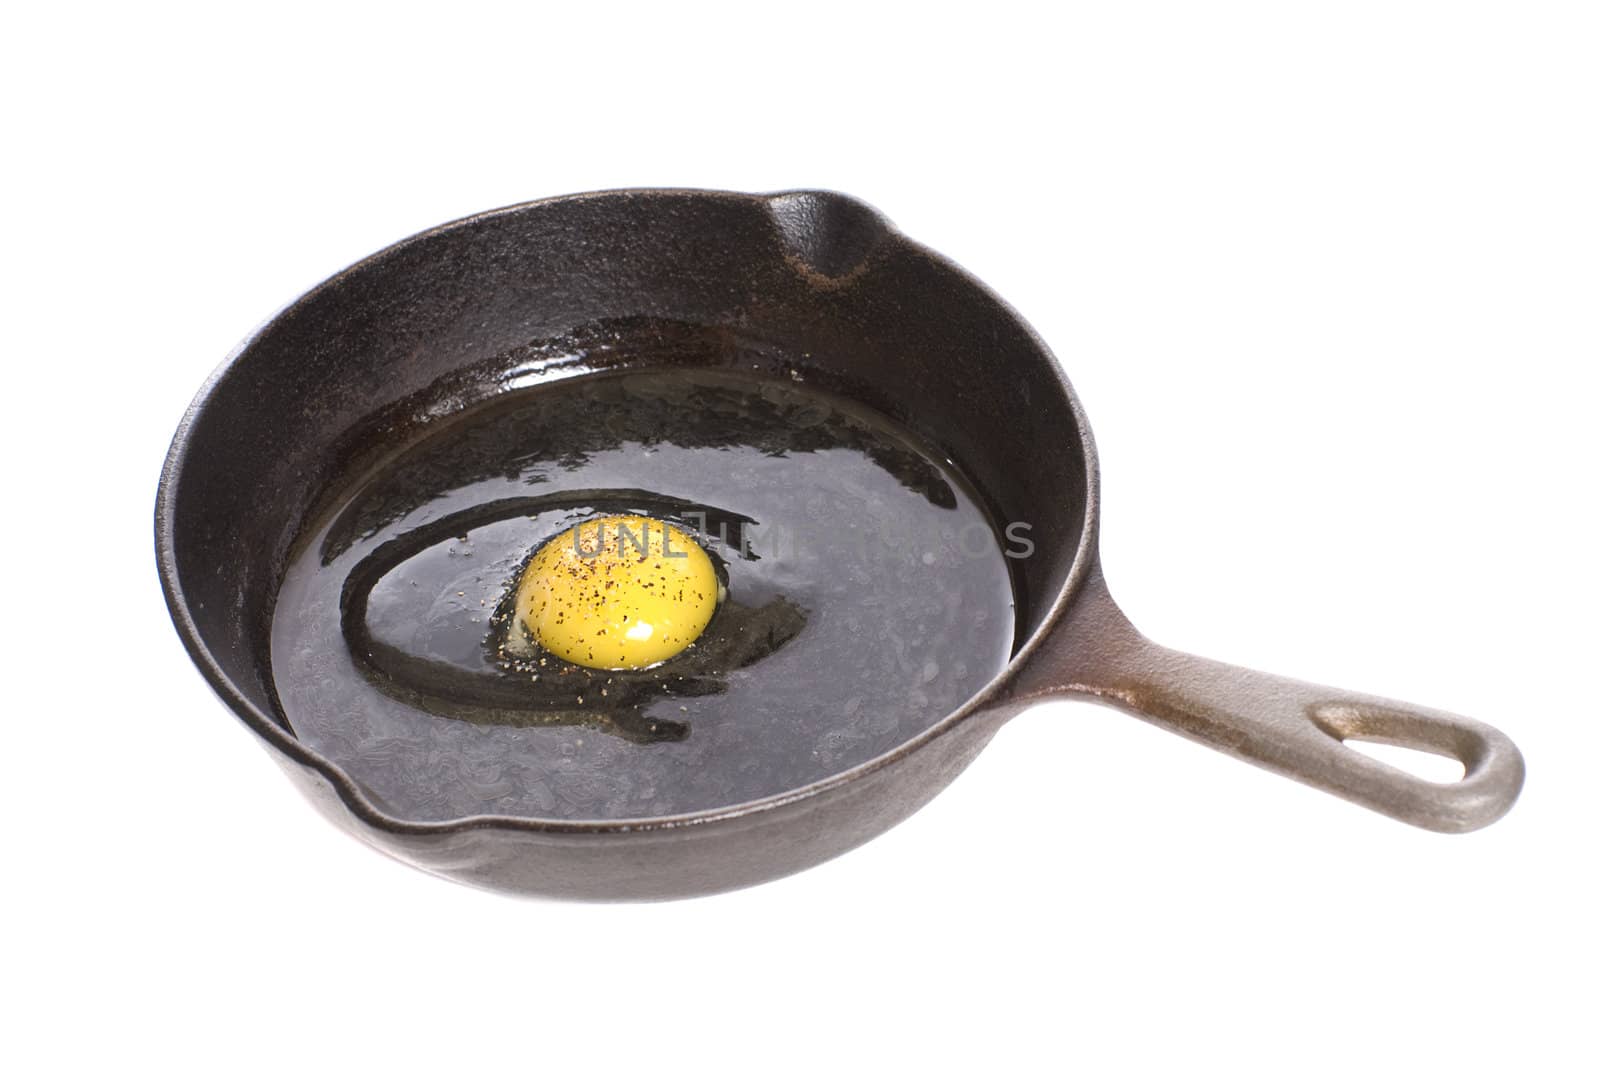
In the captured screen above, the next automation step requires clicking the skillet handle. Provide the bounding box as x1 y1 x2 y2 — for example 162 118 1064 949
1007 565 1525 832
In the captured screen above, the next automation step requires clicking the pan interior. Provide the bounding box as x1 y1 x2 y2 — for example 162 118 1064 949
269 342 1017 822
161 190 1094 828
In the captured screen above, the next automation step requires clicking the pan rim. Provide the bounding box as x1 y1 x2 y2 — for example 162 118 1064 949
153 186 1103 838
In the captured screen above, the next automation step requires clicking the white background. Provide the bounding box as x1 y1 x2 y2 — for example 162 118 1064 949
5 2 1596 1067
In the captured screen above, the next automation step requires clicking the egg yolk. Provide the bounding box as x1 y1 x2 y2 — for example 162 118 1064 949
514 516 722 670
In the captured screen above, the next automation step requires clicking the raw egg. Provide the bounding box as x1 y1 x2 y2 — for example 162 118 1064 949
514 515 722 669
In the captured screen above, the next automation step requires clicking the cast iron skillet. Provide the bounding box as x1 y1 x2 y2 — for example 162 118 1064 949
156 189 1525 899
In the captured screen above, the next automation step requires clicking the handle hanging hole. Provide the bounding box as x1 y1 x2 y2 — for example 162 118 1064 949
1342 738 1467 784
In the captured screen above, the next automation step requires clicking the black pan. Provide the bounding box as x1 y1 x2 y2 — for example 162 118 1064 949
156 189 1524 899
